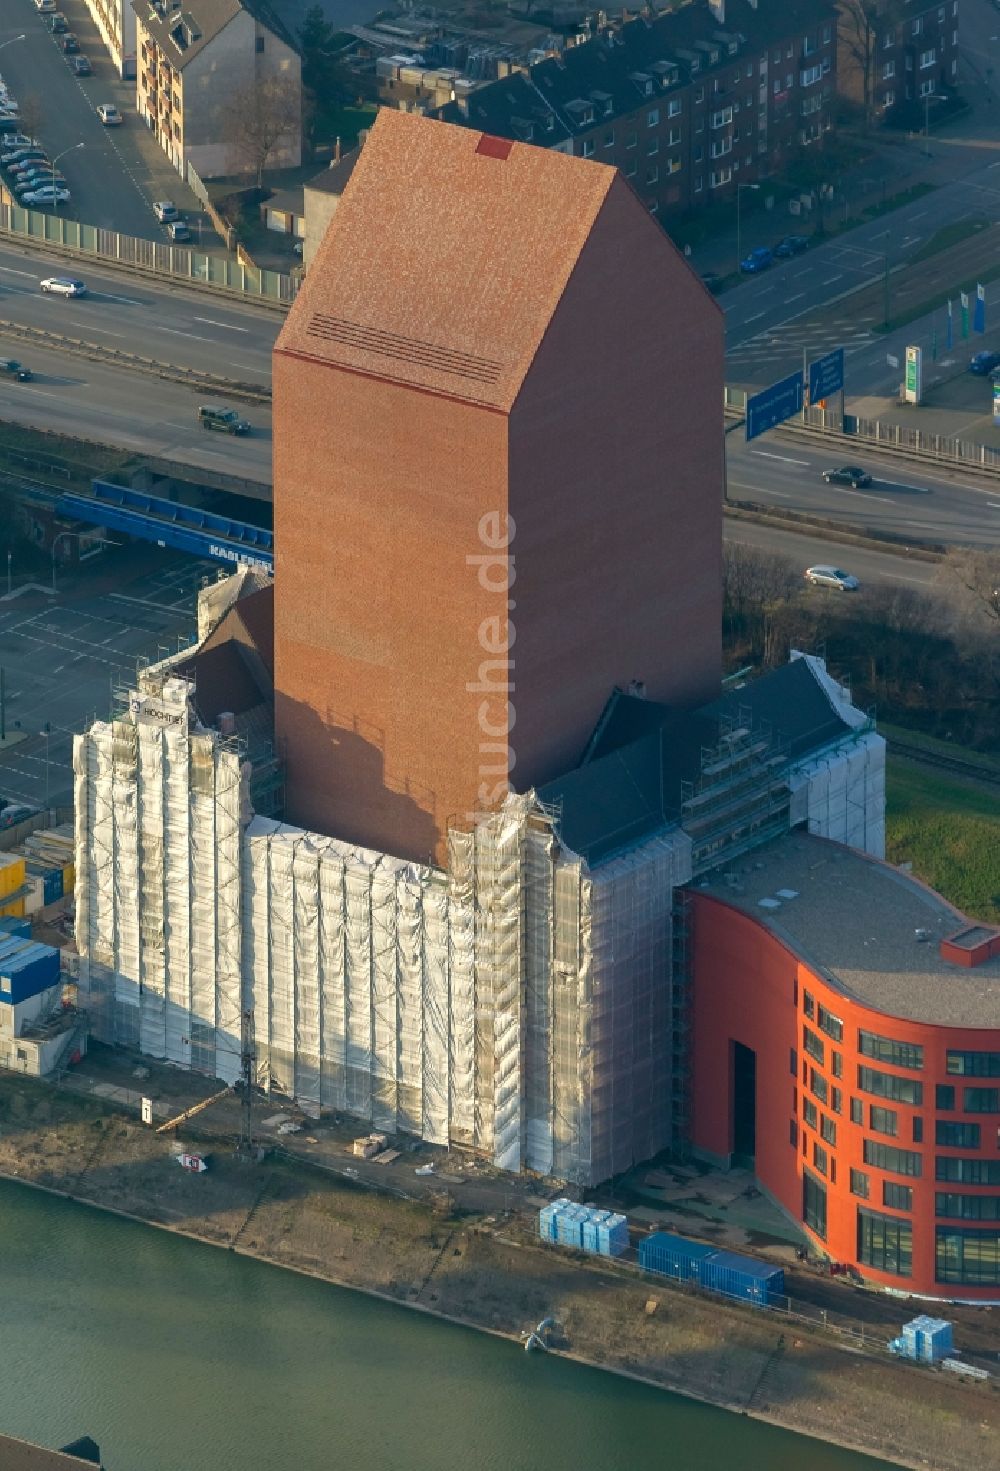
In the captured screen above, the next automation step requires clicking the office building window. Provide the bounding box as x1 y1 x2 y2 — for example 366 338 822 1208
803 1097 818 1129
936 1085 955 1110
813 1141 828 1175
789 1118 798 1147
912 1116 923 1144
857 1066 922 1105
863 1141 922 1176
936 1121 981 1149
851 1097 863 1125
936 1156 1000 1184
870 1106 898 1137
883 1182 912 1211
831 1051 843 1079
790 1048 797 1077
936 1227 1000 1285
803 1168 827 1238
936 1194 1000 1221
831 1087 842 1115
947 1052 1000 1077
860 1033 923 1070
964 1088 1000 1113
818 1005 843 1042
803 990 815 1019
858 1207 912 1277
850 1168 869 1199
803 1026 824 1064
647 108 660 127
820 1115 837 1147
809 1069 828 1105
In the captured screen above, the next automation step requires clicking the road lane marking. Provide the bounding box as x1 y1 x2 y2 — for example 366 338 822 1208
785 292 804 302
824 275 843 284
150 327 214 342
727 480 792 497
745 311 766 322
750 451 810 465
0 265 38 279
68 320 130 336
876 479 931 493
194 317 249 331
988 502 1000 510
97 293 143 305
110 592 193 614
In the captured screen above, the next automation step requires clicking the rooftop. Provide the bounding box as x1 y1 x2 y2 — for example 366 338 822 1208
697 832 1000 1029
133 0 297 69
276 108 626 412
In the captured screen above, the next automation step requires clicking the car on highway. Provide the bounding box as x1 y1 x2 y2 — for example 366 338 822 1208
0 358 32 382
822 465 872 487
34 0 57 10
71 55 92 75
804 565 859 591
40 276 87 297
740 246 772 274
60 33 79 53
22 186 70 205
198 405 251 435
48 13 69 33
774 234 809 258
153 200 179 222
968 350 1000 375
97 104 123 126
166 219 191 242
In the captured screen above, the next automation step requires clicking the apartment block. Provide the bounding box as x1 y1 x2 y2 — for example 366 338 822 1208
438 0 839 221
837 0 960 121
133 0 301 180
81 0 137 78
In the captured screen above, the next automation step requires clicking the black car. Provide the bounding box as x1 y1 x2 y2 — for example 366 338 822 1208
823 465 872 488
71 55 92 75
60 33 79 52
774 234 809 258
0 357 32 381
49 12 69 31
700 271 723 294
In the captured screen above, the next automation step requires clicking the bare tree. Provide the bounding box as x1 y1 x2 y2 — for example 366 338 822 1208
838 0 880 129
219 75 300 188
17 94 45 145
939 546 1000 625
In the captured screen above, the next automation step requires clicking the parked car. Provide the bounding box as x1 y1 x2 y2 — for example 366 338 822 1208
0 358 32 381
153 200 179 222
15 175 65 196
700 270 722 294
805 565 860 591
9 157 52 175
774 234 809 258
49 13 69 33
22 186 70 205
969 350 1000 375
96 103 122 126
0 120 29 137
60 33 79 53
34 0 57 11
198 405 251 435
740 246 772 274
71 55 92 75
2 147 47 165
40 276 86 296
166 219 190 242
0 803 41 830
822 465 872 487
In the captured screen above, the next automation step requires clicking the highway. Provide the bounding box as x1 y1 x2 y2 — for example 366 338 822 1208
723 519 939 590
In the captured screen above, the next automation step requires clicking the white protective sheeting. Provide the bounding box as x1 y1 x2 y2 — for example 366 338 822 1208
788 730 886 858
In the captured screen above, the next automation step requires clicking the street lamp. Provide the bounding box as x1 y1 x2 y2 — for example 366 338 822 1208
50 141 84 215
736 182 760 274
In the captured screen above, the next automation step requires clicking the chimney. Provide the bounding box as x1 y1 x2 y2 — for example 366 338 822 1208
708 0 725 21
334 135 342 163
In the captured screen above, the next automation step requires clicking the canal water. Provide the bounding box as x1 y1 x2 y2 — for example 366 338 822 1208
0 1179 889 1471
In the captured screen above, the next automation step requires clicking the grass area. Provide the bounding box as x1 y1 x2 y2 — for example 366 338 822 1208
885 757 1000 922
908 216 990 266
879 253 1000 334
314 102 377 151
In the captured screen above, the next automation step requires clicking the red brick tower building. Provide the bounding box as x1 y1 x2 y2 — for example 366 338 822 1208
273 110 723 865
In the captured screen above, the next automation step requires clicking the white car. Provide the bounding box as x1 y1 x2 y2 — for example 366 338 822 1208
22 186 70 205
804 565 859 591
40 276 86 296
35 0 57 10
152 199 178 222
96 104 122 126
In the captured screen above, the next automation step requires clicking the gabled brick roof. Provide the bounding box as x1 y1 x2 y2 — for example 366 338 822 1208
276 109 634 411
132 0 297 69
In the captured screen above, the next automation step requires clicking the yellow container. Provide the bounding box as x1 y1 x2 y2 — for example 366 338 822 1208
0 898 25 919
62 863 75 895
0 854 26 899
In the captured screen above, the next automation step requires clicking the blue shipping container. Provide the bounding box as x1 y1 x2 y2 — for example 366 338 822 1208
0 937 60 1004
698 1249 784 1306
639 1231 716 1283
0 917 30 939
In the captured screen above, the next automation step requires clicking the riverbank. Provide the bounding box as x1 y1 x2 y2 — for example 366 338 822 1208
0 1074 993 1471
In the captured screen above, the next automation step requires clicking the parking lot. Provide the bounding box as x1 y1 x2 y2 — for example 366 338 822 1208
0 546 211 811
1 0 208 240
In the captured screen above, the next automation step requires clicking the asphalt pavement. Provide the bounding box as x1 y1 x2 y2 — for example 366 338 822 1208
0 547 208 809
1 0 206 240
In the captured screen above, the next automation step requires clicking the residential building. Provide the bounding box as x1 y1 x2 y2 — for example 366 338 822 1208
437 0 839 220
81 0 137 78
692 832 1000 1300
273 108 724 865
837 0 960 123
132 0 301 180
302 146 361 268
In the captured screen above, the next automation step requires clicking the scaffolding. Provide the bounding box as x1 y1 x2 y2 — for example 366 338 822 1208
681 710 791 876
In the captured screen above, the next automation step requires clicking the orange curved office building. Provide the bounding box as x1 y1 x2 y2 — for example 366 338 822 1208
690 833 1000 1301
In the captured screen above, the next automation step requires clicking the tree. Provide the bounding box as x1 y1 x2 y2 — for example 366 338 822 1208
220 75 301 188
300 4 336 94
940 547 1000 625
17 94 44 146
838 0 880 130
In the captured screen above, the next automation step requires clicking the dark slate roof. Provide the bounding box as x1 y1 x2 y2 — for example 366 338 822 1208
439 0 837 144
133 0 297 71
539 657 853 865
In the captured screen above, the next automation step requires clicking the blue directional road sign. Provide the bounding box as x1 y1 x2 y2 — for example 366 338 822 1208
745 371 804 443
808 347 845 405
